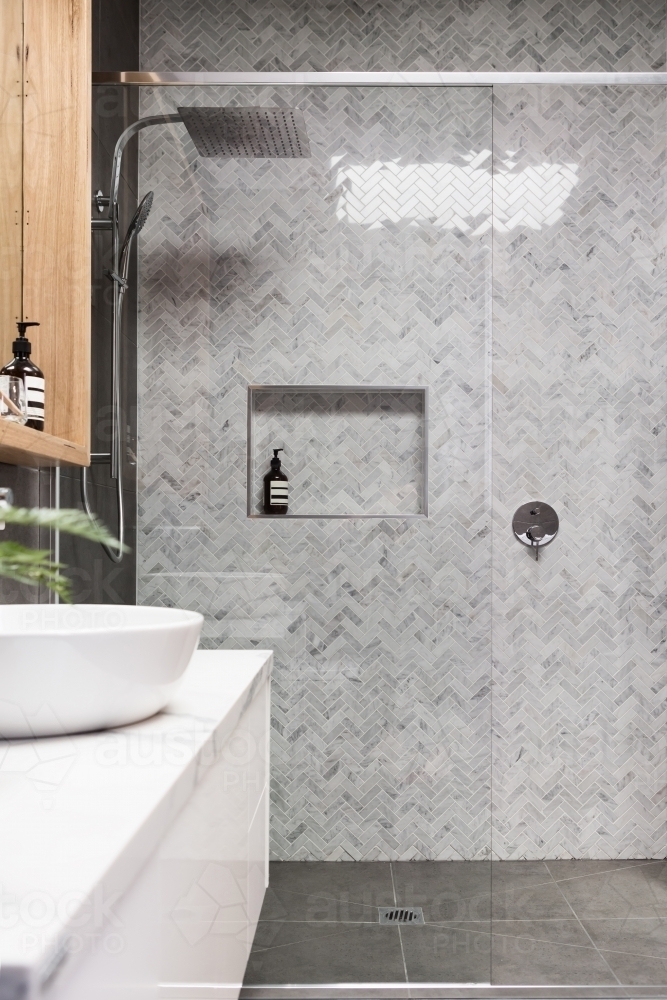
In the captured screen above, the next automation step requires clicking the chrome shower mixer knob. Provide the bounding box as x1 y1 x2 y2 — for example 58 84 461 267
512 502 559 561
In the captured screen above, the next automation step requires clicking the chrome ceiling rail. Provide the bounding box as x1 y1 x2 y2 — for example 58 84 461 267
93 71 667 87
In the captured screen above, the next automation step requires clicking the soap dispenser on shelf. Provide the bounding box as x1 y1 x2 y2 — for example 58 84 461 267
263 448 288 515
0 322 45 431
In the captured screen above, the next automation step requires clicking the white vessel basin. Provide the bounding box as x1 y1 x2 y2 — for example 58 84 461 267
0 605 203 738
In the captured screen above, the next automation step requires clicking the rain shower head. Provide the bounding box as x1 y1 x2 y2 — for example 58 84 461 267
108 108 311 211
177 106 311 158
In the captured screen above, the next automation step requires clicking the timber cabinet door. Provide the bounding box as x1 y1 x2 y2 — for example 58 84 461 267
0 0 91 468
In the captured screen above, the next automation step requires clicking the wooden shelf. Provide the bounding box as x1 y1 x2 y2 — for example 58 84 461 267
0 421 88 468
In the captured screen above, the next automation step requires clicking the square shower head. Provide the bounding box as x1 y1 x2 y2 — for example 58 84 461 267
177 106 311 158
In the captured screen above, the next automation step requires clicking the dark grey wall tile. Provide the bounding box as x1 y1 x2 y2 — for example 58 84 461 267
58 471 136 604
79 0 140 605
0 464 45 604
94 0 139 72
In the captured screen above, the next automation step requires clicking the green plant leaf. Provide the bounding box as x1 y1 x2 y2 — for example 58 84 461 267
0 541 73 602
1 506 127 551
0 505 125 601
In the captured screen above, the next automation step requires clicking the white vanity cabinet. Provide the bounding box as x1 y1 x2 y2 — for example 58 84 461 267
158 667 270 998
0 650 271 1000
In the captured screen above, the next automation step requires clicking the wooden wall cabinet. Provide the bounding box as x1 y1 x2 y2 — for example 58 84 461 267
0 0 90 467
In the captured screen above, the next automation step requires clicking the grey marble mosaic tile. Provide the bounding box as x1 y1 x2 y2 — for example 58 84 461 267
491 84 667 859
136 4 667 862
140 0 667 74
137 84 493 859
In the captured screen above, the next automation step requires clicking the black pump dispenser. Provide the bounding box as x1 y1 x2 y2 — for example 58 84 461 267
13 321 40 355
263 448 288 514
1 321 45 430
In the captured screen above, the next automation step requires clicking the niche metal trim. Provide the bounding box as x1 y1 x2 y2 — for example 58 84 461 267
247 384 429 520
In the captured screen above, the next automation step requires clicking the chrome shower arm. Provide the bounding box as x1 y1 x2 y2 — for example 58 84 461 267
108 114 182 220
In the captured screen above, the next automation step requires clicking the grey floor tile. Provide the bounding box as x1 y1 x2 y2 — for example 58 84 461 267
241 991 410 999
401 923 491 984
491 881 574 920
490 862 554 894
258 884 380 923
244 922 406 985
248 861 667 992
252 919 365 951
392 861 492 922
491 933 618 986
490 918 596 947
261 861 394 921
546 860 660 882
601 948 667 986
581 917 667 959
269 861 395 904
557 863 667 919
408 991 624 1000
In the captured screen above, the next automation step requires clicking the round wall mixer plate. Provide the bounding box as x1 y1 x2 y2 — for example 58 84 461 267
512 502 559 559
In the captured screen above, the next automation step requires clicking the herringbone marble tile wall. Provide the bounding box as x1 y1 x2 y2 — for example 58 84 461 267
137 85 493 859
492 86 667 858
140 0 667 72
137 3 667 860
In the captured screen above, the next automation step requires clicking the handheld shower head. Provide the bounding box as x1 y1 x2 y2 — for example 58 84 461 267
133 190 154 233
119 191 154 280
125 190 154 243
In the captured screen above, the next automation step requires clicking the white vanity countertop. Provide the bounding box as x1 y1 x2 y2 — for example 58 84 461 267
0 649 272 993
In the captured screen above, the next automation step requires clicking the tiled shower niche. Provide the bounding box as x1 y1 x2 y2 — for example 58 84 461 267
247 385 428 519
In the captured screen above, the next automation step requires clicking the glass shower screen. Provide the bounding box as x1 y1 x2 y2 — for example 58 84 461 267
134 82 494 989
109 69 667 995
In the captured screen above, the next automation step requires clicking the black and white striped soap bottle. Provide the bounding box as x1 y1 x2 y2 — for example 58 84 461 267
1 321 45 431
263 448 288 515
